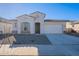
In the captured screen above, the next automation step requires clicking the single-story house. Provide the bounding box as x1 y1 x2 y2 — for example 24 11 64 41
0 11 70 34
0 17 12 34
73 21 79 33
65 21 79 33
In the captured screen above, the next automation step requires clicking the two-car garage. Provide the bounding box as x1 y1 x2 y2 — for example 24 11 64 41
44 24 63 33
44 20 65 34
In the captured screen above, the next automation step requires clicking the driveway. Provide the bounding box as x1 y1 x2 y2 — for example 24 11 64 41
35 34 79 56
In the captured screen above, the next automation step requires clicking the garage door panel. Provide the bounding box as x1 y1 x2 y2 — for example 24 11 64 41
44 24 63 33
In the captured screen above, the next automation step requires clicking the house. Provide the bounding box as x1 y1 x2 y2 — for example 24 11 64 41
44 20 68 33
65 21 79 33
0 17 12 34
0 11 70 34
65 22 73 32
73 21 79 33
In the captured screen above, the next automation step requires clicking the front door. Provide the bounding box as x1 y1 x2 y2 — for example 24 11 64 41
35 23 40 34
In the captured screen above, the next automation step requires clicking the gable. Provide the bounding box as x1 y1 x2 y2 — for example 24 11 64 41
16 14 34 19
16 14 34 21
30 11 45 19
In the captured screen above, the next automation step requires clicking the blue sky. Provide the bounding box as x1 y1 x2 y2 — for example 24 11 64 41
0 3 79 20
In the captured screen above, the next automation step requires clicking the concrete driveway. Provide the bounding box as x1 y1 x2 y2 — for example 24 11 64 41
35 34 79 56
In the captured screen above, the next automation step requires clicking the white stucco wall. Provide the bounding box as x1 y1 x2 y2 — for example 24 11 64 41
30 11 45 34
16 12 45 34
34 17 44 34
66 22 73 29
16 15 35 34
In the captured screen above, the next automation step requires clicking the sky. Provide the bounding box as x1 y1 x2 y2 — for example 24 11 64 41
0 3 79 20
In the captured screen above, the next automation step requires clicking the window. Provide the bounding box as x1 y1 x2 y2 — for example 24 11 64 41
21 22 30 33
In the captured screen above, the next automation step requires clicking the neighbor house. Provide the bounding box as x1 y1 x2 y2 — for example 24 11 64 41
73 21 79 33
65 21 79 33
0 11 70 34
65 22 73 32
0 17 12 34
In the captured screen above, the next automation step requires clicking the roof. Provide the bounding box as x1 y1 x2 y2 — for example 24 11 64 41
30 11 45 15
16 14 35 19
16 11 46 20
9 20 17 23
73 21 79 24
0 17 11 24
44 19 71 22
0 17 7 20
30 11 45 18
